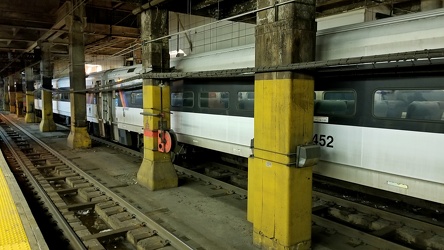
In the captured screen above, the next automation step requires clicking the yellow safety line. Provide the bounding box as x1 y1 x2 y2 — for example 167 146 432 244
0 165 31 250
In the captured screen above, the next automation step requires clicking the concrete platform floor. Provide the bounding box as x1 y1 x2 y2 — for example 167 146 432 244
10 114 378 250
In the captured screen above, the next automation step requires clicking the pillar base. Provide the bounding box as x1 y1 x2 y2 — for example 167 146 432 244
16 110 25 117
137 157 178 191
253 231 311 250
9 106 16 114
249 156 313 249
24 113 37 123
67 126 91 149
16 93 24 117
247 157 255 223
39 118 56 132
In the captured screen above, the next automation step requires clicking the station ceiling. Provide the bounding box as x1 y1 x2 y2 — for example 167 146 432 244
0 0 420 77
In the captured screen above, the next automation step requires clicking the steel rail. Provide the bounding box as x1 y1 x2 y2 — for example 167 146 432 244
314 191 444 236
2 114 196 250
312 216 411 250
58 121 441 249
90 135 249 198
174 165 248 197
0 117 87 250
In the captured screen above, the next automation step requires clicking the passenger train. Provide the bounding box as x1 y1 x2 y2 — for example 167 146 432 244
34 9 444 205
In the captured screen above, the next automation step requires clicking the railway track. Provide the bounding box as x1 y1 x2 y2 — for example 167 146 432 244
3 113 444 249
0 114 199 250
90 127 444 249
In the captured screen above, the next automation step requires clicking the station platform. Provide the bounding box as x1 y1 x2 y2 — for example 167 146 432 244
0 141 48 249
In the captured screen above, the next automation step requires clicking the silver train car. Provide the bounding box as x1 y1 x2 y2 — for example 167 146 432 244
34 9 444 205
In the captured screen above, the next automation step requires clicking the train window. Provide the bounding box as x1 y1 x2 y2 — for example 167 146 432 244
61 93 70 101
374 89 444 121
237 92 254 111
324 91 355 100
314 91 356 116
131 93 137 104
123 90 143 108
87 93 95 104
171 92 194 108
115 91 121 106
52 92 60 101
200 92 229 109
59 88 70 101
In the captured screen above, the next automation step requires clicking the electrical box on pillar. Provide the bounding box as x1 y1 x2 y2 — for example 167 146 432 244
296 144 320 168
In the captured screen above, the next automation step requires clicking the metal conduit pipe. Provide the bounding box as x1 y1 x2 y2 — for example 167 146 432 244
110 48 444 84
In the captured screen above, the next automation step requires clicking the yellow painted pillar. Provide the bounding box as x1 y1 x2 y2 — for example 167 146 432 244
24 67 36 123
2 78 8 111
66 0 91 149
138 82 178 190
15 79 24 117
39 43 56 132
24 90 35 122
136 8 178 190
39 88 56 132
249 74 315 249
15 91 24 117
249 1 316 249
8 78 16 114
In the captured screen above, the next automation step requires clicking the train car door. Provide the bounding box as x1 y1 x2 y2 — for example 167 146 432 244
97 80 106 138
51 79 58 114
110 80 120 142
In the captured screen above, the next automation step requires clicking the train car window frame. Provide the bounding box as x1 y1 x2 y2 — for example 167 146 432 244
199 91 230 110
373 89 444 122
314 90 356 117
130 92 137 105
59 88 70 101
237 91 254 111
86 93 96 104
35 90 42 99
171 91 194 108
129 91 143 109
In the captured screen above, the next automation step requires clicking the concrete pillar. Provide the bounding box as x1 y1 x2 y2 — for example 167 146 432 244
421 0 442 11
24 67 36 123
66 0 91 149
39 42 56 132
8 76 16 114
3 77 9 111
15 73 24 117
248 1 316 249
0 78 4 111
136 9 178 190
